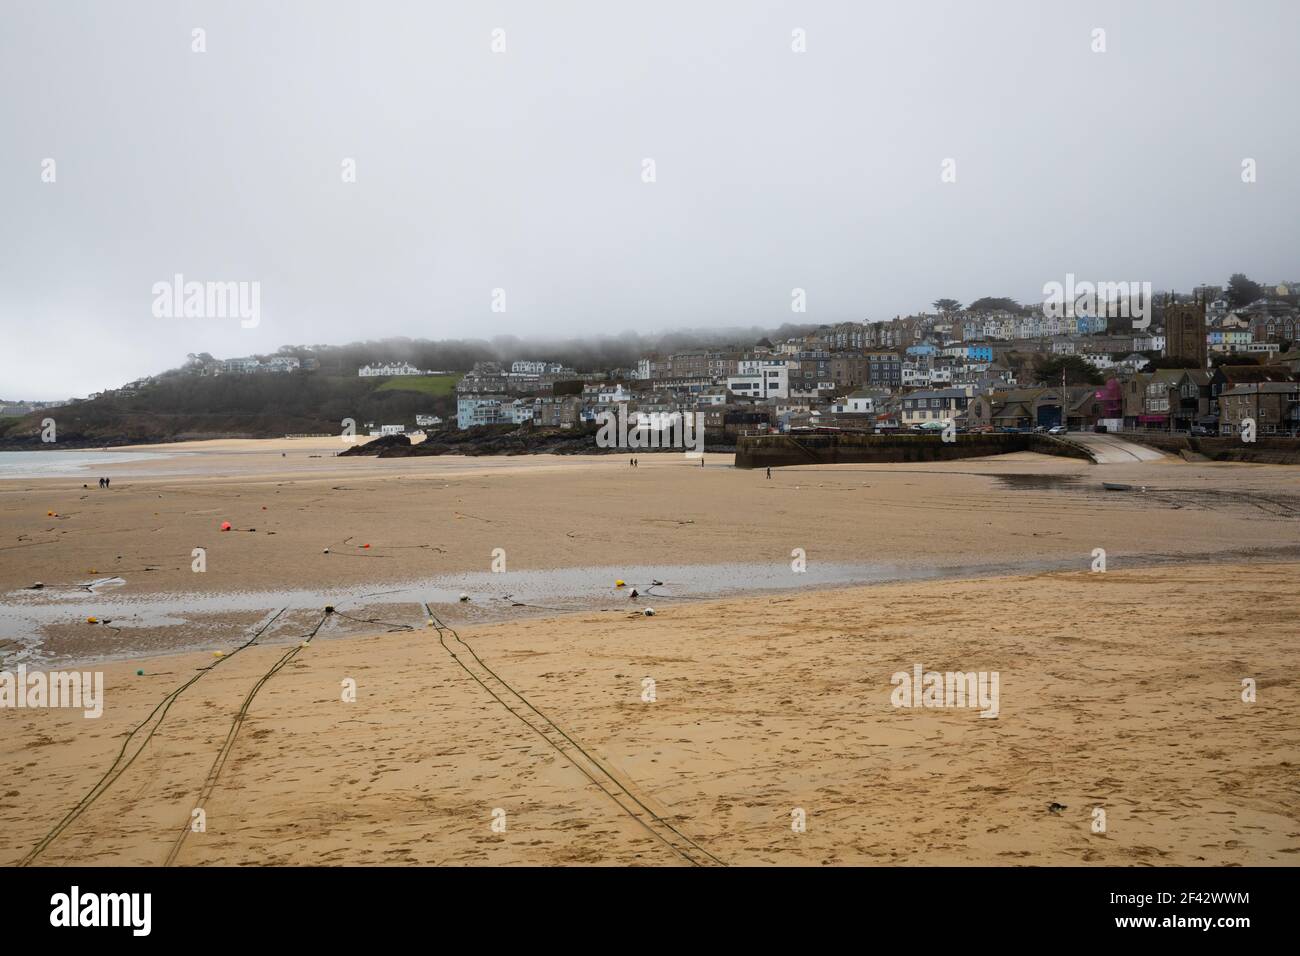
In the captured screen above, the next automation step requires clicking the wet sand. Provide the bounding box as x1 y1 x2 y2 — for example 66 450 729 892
5 439 1300 663
2 440 1299 865
3 563 1297 866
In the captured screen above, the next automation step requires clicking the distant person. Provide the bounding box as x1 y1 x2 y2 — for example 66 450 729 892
105 478 110 489
629 457 633 467
766 467 771 479
97 478 105 489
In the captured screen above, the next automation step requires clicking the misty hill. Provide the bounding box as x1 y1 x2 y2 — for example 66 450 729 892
0 372 460 447
0 325 820 446
231 325 821 376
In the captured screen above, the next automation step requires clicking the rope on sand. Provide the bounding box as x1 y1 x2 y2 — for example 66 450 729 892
16 608 289 867
164 610 330 867
333 609 414 632
423 602 726 867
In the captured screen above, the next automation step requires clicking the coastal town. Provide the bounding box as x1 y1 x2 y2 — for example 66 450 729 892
10 280 1300 452
412 283 1300 440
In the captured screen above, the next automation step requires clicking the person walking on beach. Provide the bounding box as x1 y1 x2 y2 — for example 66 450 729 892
766 467 771 479
98 477 105 489
104 477 110 489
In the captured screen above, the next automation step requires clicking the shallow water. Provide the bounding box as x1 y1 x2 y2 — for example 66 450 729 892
10 549 1297 665
0 450 177 479
0 559 1016 664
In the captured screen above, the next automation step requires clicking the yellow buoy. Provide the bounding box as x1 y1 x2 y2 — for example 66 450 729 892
615 579 626 588
86 616 99 624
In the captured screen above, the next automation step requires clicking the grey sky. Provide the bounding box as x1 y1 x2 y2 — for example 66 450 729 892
2 0 1297 400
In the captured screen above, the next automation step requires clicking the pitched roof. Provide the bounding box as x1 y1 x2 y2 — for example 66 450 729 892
906 388 969 400
992 402 1033 420
991 387 1047 403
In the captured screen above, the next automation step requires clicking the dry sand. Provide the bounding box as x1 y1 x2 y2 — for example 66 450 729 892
2 440 1299 865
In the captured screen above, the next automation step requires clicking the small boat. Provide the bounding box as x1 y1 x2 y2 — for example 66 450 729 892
1102 482 1133 491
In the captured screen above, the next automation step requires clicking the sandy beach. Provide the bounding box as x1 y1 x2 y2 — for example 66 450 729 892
2 440 1299 865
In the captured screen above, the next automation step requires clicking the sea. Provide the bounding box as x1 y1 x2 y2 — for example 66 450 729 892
0 450 175 479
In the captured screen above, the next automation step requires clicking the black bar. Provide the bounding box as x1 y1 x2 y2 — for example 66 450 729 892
2 866 1275 941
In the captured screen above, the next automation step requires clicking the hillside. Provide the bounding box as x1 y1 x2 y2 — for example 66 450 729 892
0 372 459 447
374 374 462 397
1 323 832 448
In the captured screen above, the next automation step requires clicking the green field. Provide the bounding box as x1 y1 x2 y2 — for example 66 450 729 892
374 374 462 397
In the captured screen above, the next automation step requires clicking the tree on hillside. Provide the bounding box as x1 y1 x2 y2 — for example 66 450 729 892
966 296 1021 314
932 298 962 313
1227 273 1263 308
1211 353 1259 368
1032 354 1103 386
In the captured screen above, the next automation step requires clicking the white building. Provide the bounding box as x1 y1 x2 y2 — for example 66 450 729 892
901 365 931 387
1079 353 1115 370
222 357 262 374
842 391 878 414
265 356 300 372
358 362 422 377
415 414 443 428
1132 333 1166 353
594 384 632 403
726 362 789 399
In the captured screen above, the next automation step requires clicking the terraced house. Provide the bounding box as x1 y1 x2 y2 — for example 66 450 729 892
901 387 972 426
1218 381 1300 436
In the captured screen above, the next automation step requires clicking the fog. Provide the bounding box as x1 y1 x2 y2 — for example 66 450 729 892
2 0 1296 399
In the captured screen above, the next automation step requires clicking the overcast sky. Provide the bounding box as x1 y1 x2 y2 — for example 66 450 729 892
2 0 1297 400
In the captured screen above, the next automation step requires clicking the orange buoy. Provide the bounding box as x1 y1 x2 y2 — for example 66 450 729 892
220 521 232 531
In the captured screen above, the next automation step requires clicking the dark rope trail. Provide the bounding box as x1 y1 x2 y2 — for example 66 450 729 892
17 608 288 867
423 602 725 867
